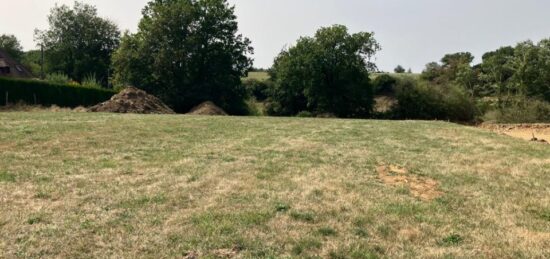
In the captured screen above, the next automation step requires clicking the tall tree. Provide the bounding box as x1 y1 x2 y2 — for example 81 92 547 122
394 65 405 73
268 25 380 117
0 34 24 61
112 0 253 114
35 2 120 85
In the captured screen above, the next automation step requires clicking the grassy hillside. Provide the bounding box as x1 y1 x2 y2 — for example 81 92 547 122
0 112 549 258
243 71 270 81
242 72 421 82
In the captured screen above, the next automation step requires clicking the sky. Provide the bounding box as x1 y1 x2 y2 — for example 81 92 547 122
2 0 550 72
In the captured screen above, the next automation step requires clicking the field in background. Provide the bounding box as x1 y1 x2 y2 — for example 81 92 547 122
243 71 270 81
243 72 420 82
0 112 549 258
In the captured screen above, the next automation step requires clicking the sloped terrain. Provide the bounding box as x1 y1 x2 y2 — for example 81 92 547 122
0 112 548 258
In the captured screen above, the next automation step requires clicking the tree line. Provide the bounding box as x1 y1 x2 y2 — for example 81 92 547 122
1 0 549 121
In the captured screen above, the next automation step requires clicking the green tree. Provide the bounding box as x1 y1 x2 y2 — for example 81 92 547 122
421 62 443 82
478 46 515 97
508 40 550 101
35 2 120 85
394 65 405 73
268 25 380 118
112 0 253 114
0 34 24 61
373 74 397 94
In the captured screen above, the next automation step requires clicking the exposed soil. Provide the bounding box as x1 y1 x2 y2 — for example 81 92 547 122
377 165 443 201
374 95 398 113
187 101 227 116
88 87 175 114
479 124 550 144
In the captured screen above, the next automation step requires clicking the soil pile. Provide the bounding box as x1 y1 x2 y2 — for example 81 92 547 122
89 87 175 114
187 101 227 116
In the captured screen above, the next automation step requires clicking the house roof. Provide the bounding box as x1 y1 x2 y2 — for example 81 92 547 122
0 49 34 78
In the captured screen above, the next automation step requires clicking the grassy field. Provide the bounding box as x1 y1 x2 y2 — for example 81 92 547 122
243 71 420 82
0 112 549 258
243 71 270 81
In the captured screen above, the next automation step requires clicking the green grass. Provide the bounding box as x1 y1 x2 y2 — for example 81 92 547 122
243 71 270 81
0 112 549 258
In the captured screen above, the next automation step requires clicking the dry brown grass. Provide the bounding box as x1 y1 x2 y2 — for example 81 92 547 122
0 112 548 258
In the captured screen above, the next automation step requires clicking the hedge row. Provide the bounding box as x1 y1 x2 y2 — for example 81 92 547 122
0 77 116 107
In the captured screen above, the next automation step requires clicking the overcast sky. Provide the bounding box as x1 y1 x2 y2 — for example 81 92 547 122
2 0 550 72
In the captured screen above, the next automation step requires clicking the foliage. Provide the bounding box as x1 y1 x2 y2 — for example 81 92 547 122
420 52 474 85
82 74 102 88
372 74 398 95
21 50 44 76
268 25 380 118
243 79 271 101
423 41 550 103
0 34 24 61
0 77 115 107
394 79 477 122
35 2 120 85
483 97 550 123
46 73 70 85
394 65 405 73
112 0 253 114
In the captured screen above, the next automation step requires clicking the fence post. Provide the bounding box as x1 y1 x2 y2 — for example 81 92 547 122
5 91 7 106
34 93 37 105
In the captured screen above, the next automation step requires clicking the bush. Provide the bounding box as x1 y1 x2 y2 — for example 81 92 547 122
81 74 102 89
483 97 550 123
243 79 271 101
395 79 477 122
372 74 398 95
296 111 314 117
0 77 116 107
46 73 70 85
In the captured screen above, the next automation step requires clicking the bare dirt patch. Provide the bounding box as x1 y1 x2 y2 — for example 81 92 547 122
377 165 443 201
374 95 398 113
479 124 550 144
187 101 227 116
89 87 175 114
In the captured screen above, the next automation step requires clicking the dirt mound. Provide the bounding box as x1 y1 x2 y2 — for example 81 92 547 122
89 87 175 114
479 123 550 144
377 165 443 201
187 101 227 116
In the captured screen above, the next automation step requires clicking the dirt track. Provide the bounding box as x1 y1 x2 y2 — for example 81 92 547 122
479 124 550 143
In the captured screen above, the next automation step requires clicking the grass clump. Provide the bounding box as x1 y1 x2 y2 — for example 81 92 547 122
0 171 16 182
439 233 464 246
275 202 290 212
292 238 322 255
318 227 338 237
290 211 316 223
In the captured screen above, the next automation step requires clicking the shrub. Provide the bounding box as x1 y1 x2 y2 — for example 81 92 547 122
46 73 70 85
0 77 116 107
243 79 271 101
395 79 477 122
81 74 102 89
296 111 314 117
483 97 550 123
372 74 398 95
